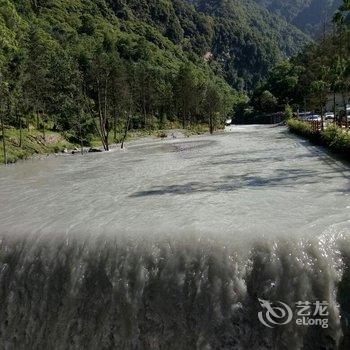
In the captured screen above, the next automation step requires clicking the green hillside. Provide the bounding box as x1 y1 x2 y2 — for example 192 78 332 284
0 0 314 163
2 0 310 90
185 0 311 87
255 0 342 36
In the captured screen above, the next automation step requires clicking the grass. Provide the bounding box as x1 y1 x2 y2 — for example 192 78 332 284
89 128 171 148
286 119 313 137
185 123 210 136
1 122 212 164
90 122 211 147
322 124 350 154
287 119 350 158
0 128 77 164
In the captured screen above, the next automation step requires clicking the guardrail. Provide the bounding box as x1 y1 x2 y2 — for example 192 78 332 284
299 119 349 132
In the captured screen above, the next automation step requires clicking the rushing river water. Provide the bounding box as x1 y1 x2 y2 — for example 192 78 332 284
0 125 349 349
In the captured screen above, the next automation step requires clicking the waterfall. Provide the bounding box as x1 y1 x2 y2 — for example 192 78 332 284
0 231 349 349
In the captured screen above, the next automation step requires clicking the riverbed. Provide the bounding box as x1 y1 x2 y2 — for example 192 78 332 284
0 125 348 239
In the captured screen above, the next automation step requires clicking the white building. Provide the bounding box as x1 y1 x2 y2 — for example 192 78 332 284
326 93 350 113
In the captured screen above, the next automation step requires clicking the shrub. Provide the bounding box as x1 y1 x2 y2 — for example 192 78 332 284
157 132 167 138
284 104 293 120
322 124 350 153
287 119 313 137
287 119 350 158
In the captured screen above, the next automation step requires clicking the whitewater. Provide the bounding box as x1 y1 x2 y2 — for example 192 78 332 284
0 125 349 349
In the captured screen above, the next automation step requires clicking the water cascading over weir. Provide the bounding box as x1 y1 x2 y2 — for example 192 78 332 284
0 126 349 349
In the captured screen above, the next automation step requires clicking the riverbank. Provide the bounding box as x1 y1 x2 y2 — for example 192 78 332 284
287 119 350 159
0 124 210 164
0 129 78 164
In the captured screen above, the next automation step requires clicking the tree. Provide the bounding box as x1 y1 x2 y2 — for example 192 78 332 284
284 104 293 120
333 2 350 127
0 71 9 164
201 78 236 134
120 63 135 149
24 26 55 139
265 61 301 106
310 80 329 130
108 59 130 142
89 50 119 151
260 90 278 112
154 77 174 129
175 64 199 128
202 81 222 134
1 0 270 159
133 62 155 129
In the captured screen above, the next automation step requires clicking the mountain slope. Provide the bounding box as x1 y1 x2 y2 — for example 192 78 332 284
3 0 311 90
255 0 341 36
186 0 310 87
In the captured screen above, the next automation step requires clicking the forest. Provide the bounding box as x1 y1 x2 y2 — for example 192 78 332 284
251 0 350 156
0 0 238 162
256 0 342 36
0 0 347 163
252 0 349 118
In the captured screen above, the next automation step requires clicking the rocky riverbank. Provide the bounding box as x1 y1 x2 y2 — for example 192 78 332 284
0 126 208 165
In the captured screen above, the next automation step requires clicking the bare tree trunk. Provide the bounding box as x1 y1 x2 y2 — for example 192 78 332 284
209 115 214 135
1 114 7 165
97 81 104 148
121 112 131 150
97 78 108 151
113 106 118 142
78 110 84 155
346 88 349 131
25 104 30 132
345 99 348 130
160 113 166 130
142 86 147 129
105 122 109 151
42 112 46 140
141 74 147 129
93 118 105 149
104 77 109 151
36 109 39 131
333 93 337 125
80 126 84 155
19 114 22 148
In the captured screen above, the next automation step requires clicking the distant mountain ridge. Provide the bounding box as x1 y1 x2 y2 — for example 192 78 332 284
183 0 310 87
254 0 341 36
2 0 312 90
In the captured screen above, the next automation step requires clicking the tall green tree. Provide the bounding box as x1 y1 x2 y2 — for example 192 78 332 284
175 64 199 128
24 27 56 138
0 76 8 164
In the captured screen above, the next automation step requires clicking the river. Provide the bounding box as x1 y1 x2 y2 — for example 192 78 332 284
0 125 349 349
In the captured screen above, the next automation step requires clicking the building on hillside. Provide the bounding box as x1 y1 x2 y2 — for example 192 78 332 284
326 93 350 113
203 52 213 62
